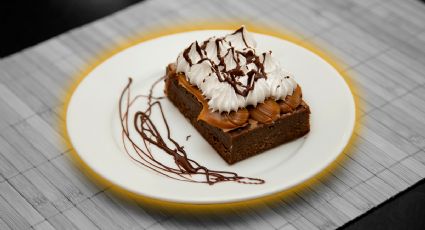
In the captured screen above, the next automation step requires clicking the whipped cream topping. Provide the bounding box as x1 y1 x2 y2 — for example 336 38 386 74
176 26 298 112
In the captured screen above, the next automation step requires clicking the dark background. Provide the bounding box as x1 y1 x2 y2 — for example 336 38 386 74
1 1 425 229
0 0 142 57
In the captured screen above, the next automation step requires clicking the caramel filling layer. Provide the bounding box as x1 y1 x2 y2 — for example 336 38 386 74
172 70 302 131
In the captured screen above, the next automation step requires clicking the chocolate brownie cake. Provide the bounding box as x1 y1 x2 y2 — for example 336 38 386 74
164 26 310 164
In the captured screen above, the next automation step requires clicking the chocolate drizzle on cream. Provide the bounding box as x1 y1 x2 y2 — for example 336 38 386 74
119 77 264 185
176 26 298 112
183 37 265 97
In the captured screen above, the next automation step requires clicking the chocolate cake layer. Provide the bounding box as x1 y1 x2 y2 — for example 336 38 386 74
165 70 310 165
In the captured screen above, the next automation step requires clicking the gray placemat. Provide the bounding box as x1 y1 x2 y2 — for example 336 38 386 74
1 0 425 229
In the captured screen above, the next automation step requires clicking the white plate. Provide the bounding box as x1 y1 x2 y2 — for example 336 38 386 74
66 30 355 204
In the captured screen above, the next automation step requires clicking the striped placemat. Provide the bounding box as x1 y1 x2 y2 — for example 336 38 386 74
1 0 425 229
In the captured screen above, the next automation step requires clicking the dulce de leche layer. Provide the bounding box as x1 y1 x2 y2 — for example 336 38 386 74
166 63 303 131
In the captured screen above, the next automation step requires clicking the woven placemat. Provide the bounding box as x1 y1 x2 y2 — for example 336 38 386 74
1 0 425 229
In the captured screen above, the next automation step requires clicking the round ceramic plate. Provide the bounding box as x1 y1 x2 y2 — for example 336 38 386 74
67 30 355 204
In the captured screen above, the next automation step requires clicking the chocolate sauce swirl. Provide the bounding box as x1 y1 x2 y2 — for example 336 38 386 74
119 78 264 185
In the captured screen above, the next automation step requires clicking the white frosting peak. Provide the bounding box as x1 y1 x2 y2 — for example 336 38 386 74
245 78 269 107
224 26 257 49
187 60 212 86
223 49 237 70
188 42 202 64
175 26 298 112
176 53 190 73
204 38 220 64
207 83 245 112
262 52 279 74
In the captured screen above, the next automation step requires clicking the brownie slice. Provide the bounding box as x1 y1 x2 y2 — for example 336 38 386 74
165 66 310 165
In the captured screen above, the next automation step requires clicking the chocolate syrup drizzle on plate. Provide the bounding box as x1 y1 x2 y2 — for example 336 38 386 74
119 77 265 185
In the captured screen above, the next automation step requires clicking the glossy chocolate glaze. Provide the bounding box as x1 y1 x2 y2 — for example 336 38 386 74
119 77 264 185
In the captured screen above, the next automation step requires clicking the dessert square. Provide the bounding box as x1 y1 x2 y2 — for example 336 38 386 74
164 26 310 164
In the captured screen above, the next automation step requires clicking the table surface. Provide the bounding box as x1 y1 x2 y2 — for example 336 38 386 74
1 0 425 229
